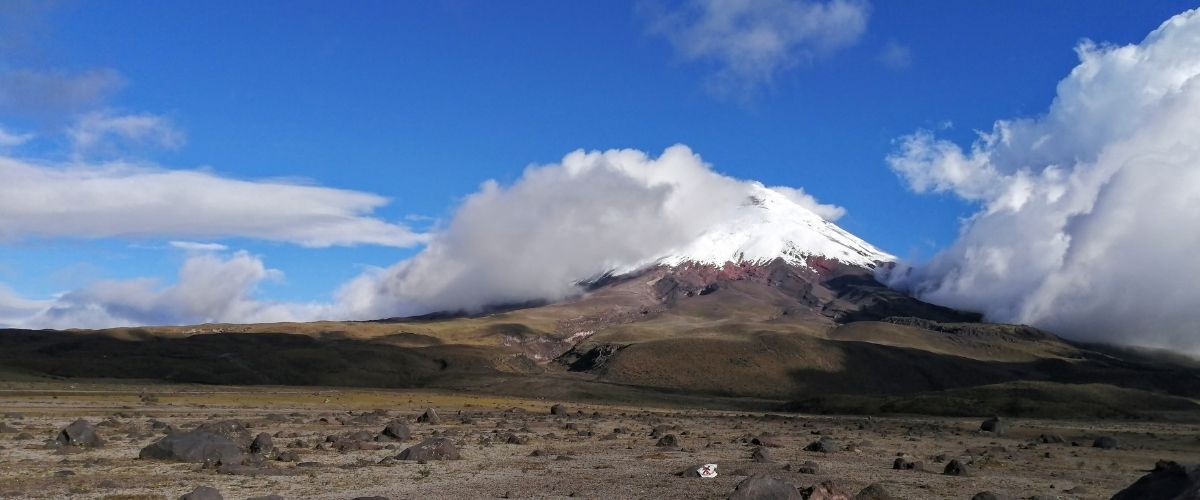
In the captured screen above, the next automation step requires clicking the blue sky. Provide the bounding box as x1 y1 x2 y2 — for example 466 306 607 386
1 1 1197 328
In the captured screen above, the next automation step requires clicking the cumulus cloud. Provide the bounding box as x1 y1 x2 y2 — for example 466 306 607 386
645 0 869 93
8 251 328 329
68 111 184 157
769 185 846 221
0 155 426 247
0 284 51 327
2 145 848 327
883 9 1200 353
335 145 845 319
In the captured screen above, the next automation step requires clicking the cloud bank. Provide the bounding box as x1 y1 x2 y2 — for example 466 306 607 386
645 0 869 93
335 145 845 319
10 250 327 329
883 9 1200 353
0 156 425 247
2 145 847 328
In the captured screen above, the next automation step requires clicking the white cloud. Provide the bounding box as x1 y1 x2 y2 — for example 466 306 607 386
168 241 229 252
769 185 846 221
0 126 33 148
645 0 869 93
1 146 848 328
0 156 426 248
0 284 51 327
0 68 125 119
878 40 912 69
883 8 1200 354
334 145 845 319
68 111 185 156
8 251 329 329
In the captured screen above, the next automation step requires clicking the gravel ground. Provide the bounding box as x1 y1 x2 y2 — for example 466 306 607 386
0 384 1197 499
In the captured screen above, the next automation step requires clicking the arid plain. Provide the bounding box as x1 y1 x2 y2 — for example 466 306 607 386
1 381 1196 500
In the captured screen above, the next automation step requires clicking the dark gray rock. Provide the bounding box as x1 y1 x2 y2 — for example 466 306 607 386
943 459 970 476
249 432 274 455
970 493 1007 500
550 404 568 415
1111 460 1200 500
893 457 923 471
1093 436 1119 449
56 419 103 448
729 474 803 500
139 431 245 465
416 408 441 424
381 421 411 441
980 416 1007 436
397 437 460 461
193 420 253 448
656 434 679 447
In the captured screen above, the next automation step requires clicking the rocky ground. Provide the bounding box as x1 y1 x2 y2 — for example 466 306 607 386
0 382 1197 499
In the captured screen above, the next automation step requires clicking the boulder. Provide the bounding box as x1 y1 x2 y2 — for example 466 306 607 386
56 419 103 448
249 433 274 455
980 416 1007 436
416 408 441 424
193 420 253 448
971 493 1008 500
656 434 679 447
729 474 803 500
179 486 223 500
943 459 970 476
1038 433 1064 444
397 437 461 461
381 421 411 441
1093 436 1119 449
550 404 568 415
139 431 245 465
1111 460 1200 500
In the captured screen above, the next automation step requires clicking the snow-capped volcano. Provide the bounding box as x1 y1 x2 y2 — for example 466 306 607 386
625 183 894 273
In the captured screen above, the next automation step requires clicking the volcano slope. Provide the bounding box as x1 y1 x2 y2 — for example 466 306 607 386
1 256 1197 420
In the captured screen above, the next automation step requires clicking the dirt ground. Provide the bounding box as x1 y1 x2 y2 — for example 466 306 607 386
0 382 1196 499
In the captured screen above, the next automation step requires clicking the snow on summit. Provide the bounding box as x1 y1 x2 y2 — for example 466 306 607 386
637 183 894 272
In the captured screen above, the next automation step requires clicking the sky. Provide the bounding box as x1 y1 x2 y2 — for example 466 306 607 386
1 1 1198 352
